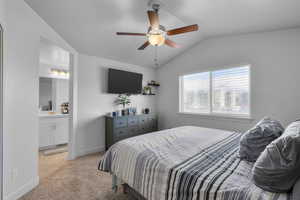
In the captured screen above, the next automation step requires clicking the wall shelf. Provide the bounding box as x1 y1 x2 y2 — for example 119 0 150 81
147 83 160 87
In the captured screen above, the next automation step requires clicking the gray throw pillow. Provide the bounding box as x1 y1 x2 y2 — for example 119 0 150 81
252 121 300 193
238 117 284 162
293 178 300 200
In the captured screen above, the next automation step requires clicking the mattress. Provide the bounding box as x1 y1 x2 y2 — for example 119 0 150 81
99 126 291 200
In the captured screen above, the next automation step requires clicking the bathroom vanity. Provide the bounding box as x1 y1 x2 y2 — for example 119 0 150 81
39 114 69 148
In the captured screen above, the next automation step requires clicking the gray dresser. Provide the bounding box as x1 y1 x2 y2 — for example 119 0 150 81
105 114 158 150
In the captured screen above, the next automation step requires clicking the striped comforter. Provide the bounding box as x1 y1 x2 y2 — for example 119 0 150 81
99 126 291 200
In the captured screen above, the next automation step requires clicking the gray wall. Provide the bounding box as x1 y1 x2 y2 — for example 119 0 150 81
2 0 77 199
76 54 157 156
157 28 300 132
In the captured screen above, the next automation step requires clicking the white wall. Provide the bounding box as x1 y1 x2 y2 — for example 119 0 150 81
2 0 77 199
0 0 5 198
76 54 156 156
157 28 300 132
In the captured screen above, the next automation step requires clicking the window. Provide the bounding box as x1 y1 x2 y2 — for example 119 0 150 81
179 65 250 117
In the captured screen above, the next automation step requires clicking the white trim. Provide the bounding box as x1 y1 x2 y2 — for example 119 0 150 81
0 23 3 200
178 76 183 112
67 53 77 160
4 176 39 200
209 71 212 114
76 146 105 158
177 112 254 122
177 63 251 76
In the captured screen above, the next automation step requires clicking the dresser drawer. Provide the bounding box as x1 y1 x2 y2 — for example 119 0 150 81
113 128 129 137
139 116 148 125
148 117 157 131
139 126 150 134
114 118 127 128
128 117 138 126
128 126 139 136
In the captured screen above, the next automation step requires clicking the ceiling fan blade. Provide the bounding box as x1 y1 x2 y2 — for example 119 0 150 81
138 41 150 50
116 32 146 36
147 11 159 29
167 24 199 36
165 39 180 48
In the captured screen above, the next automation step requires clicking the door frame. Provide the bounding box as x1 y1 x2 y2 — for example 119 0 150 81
0 23 4 200
38 37 77 161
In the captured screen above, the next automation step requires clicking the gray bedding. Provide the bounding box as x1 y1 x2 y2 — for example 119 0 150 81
252 121 300 193
238 117 284 162
99 126 291 200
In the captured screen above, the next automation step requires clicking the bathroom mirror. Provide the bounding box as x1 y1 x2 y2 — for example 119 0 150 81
39 77 69 113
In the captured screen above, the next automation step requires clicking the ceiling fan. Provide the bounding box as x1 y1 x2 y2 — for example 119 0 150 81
116 4 199 50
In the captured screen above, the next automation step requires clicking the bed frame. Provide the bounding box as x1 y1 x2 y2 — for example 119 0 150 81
112 174 146 200
123 184 146 200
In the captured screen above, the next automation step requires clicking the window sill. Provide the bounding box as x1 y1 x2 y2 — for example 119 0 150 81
177 112 254 122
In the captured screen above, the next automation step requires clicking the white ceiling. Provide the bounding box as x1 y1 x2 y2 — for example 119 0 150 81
25 0 300 68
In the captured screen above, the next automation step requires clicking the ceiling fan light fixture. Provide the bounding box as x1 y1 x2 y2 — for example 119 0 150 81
148 33 165 46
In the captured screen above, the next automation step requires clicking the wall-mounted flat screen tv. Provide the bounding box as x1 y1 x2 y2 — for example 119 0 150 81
108 68 143 94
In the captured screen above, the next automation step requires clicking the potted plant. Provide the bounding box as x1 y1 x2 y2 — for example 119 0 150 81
115 95 131 115
143 86 152 95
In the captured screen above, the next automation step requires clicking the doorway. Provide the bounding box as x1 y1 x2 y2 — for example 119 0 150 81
0 24 3 200
37 37 73 179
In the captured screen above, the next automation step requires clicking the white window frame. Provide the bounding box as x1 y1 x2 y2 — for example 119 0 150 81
179 65 252 119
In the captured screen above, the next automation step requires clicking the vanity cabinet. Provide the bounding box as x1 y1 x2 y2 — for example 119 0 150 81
105 114 158 150
39 115 69 148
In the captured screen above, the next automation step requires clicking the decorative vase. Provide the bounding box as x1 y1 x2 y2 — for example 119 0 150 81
144 108 150 114
121 109 126 116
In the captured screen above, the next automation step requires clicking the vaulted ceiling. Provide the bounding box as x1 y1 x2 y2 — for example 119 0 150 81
25 0 300 68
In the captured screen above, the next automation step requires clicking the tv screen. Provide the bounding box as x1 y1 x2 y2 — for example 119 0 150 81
108 68 143 94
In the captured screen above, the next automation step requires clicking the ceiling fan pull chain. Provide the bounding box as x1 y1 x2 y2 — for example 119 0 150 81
154 46 159 67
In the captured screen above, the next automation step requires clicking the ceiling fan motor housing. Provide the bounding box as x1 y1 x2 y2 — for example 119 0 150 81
152 3 160 13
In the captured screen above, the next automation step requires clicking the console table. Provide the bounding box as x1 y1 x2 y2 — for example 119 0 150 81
105 114 158 150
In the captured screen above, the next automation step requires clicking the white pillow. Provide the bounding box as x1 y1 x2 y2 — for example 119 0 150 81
293 179 300 200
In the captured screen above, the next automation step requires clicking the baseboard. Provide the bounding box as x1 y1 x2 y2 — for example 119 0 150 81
4 176 39 200
76 145 105 158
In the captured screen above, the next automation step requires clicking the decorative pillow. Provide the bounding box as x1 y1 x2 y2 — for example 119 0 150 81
252 121 300 193
293 178 300 200
238 117 284 162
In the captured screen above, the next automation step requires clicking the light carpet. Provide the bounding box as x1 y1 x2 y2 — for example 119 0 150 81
20 152 131 200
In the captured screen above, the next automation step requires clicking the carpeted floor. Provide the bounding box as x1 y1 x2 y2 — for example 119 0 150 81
20 152 131 200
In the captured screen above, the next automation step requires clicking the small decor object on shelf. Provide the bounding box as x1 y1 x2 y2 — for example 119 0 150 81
143 86 152 95
143 80 160 95
148 80 160 87
61 102 69 114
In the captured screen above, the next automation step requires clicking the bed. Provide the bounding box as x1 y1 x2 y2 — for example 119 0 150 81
98 126 291 200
